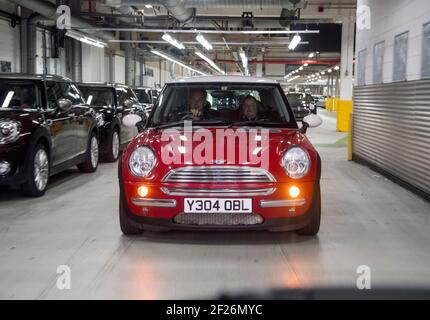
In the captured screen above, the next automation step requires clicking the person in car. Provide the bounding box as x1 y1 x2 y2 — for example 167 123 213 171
240 95 259 121
189 89 209 120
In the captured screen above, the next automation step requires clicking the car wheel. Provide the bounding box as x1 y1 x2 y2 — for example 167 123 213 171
104 128 120 162
296 183 321 236
119 190 143 235
21 144 49 197
78 132 99 173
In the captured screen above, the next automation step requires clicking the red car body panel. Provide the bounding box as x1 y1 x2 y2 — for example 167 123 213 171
120 127 319 223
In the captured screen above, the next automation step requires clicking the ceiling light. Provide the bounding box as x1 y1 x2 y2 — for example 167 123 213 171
321 71 326 75
162 33 185 50
145 4 153 8
288 34 301 51
66 30 106 48
196 34 213 50
327 69 332 73
151 49 206 76
308 53 315 58
303 63 309 67
195 51 225 75
334 66 340 70
299 67 304 71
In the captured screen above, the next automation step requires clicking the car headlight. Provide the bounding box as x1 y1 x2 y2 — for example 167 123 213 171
95 112 105 127
128 146 156 178
0 120 21 144
281 147 311 179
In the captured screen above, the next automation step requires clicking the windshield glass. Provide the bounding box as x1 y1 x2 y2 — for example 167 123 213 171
79 86 115 108
134 88 152 104
0 80 38 109
150 84 294 127
286 93 305 107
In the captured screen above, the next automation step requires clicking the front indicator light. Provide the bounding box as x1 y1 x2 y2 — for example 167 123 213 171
137 186 149 197
289 186 300 198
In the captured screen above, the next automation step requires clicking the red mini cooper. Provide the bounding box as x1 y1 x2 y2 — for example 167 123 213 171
118 76 322 236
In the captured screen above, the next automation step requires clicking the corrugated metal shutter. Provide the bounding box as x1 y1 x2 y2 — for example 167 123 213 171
353 80 430 196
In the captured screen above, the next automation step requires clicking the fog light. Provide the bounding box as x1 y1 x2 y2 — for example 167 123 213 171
0 161 11 176
289 186 300 198
137 186 149 197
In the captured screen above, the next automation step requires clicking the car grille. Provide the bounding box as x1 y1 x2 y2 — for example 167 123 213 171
173 212 264 226
162 166 276 183
161 187 276 196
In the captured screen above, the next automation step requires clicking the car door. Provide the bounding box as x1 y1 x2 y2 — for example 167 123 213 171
44 81 77 166
56 82 90 156
115 87 138 144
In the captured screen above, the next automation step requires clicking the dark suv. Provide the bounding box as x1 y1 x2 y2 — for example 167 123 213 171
286 92 316 121
78 83 147 162
0 74 99 197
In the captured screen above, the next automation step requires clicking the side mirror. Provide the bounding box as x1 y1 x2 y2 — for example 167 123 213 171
57 98 73 113
122 114 143 128
300 114 322 134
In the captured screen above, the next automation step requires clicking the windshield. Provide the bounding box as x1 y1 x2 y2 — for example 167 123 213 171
286 93 305 107
134 88 152 104
0 80 38 110
79 86 115 108
150 84 294 127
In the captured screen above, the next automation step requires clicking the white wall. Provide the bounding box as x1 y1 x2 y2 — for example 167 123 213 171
0 18 20 72
82 43 106 82
114 55 125 84
356 0 430 85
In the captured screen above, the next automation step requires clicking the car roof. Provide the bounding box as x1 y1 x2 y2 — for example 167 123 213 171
169 75 278 84
77 82 130 89
0 73 73 82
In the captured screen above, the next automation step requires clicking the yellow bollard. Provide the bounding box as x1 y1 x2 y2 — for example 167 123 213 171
336 100 353 132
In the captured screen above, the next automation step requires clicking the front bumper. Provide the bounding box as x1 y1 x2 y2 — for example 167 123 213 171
122 180 316 231
0 143 29 186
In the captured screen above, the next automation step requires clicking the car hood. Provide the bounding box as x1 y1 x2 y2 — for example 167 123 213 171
126 126 318 183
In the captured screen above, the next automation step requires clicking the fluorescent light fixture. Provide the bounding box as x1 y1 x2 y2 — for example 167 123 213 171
66 30 107 48
299 67 304 71
308 53 315 58
145 4 153 8
151 49 206 76
321 71 326 75
196 34 213 50
239 50 248 70
195 51 225 75
327 69 332 73
303 63 309 67
334 66 340 70
162 33 185 50
288 34 301 50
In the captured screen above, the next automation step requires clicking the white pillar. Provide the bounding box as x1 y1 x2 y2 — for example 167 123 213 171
340 15 355 101
256 52 263 77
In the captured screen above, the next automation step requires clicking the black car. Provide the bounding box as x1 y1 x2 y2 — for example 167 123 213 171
0 74 99 197
132 87 154 115
78 83 146 162
286 93 316 121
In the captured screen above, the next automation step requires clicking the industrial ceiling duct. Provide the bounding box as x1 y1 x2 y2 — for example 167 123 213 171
9 0 115 41
182 0 307 10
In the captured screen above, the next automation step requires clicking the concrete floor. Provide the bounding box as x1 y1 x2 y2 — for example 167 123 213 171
1 109 430 299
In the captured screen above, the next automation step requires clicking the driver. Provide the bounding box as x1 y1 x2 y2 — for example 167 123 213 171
189 89 208 120
240 95 259 121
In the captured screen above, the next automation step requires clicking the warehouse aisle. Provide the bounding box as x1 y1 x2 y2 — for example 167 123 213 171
1 109 430 299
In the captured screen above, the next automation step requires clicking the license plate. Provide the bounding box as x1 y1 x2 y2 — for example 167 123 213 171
184 198 253 213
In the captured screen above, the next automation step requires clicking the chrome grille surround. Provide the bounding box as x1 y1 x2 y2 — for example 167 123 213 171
161 187 276 196
162 166 276 183
173 212 264 226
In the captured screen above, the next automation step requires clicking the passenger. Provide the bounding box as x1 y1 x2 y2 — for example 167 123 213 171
189 89 208 120
240 95 259 121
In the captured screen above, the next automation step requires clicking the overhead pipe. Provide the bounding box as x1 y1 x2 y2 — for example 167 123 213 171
103 0 194 23
9 0 115 41
196 59 340 65
182 0 307 9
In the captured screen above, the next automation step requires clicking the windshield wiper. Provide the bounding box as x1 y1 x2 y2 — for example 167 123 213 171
227 119 291 128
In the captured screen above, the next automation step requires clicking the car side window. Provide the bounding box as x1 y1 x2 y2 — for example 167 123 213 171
57 82 85 105
45 81 59 110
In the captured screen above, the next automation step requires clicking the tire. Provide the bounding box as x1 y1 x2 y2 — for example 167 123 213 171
296 183 321 236
78 132 99 173
104 128 120 162
21 143 50 197
119 190 142 235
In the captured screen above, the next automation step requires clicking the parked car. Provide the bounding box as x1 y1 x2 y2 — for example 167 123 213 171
151 88 161 104
118 76 323 236
314 95 327 109
286 92 317 120
0 74 99 197
132 86 154 115
78 83 147 162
